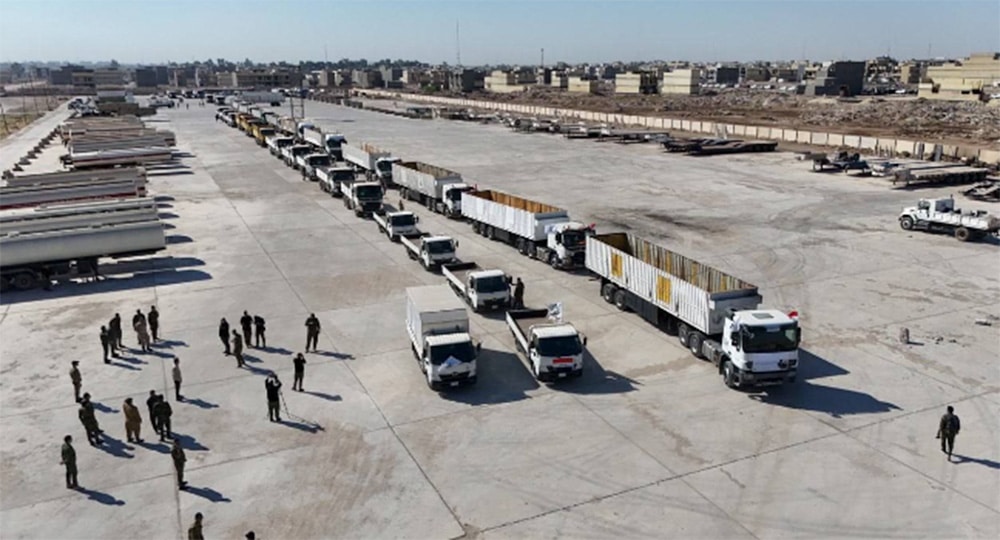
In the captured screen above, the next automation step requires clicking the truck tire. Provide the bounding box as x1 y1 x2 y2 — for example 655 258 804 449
488 227 496 241
515 238 526 255
899 216 914 230
548 252 560 268
723 361 736 388
678 324 690 347
601 283 616 303
613 289 627 311
955 227 971 242
11 272 36 291
688 331 705 359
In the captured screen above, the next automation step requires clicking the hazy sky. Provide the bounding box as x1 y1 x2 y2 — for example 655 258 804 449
1 0 997 64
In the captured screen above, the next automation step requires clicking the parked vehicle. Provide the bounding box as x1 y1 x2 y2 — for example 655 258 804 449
462 189 592 269
1 220 165 291
586 232 800 389
373 205 419 240
405 285 480 390
252 126 276 147
898 197 1000 242
300 154 332 181
441 262 511 312
282 144 313 168
317 164 355 196
301 125 347 159
393 161 471 217
401 233 458 270
342 143 400 184
506 308 586 381
240 91 285 106
342 179 383 217
266 135 295 157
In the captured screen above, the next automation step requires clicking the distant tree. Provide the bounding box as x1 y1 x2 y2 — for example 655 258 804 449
109 59 119 69
9 62 24 79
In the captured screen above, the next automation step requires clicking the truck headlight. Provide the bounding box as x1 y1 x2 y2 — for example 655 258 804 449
745 361 753 370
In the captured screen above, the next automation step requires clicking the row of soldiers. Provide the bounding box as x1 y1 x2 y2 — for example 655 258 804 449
99 307 160 362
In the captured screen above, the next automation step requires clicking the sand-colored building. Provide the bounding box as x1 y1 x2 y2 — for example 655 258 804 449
918 52 1000 101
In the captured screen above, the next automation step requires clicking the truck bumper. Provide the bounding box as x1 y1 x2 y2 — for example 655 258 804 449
539 366 583 382
739 369 796 387
430 373 477 390
477 298 509 311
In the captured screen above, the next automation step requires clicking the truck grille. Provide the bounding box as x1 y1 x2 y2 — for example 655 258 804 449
439 372 470 382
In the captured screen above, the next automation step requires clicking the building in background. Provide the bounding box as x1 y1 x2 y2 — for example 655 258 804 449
803 61 865 96
918 52 1000 101
567 76 598 94
134 67 158 88
615 71 659 94
712 66 740 85
447 69 485 93
660 69 699 95
352 69 383 89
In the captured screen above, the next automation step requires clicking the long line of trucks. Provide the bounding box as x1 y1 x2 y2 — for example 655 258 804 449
392 161 471 217
461 189 592 270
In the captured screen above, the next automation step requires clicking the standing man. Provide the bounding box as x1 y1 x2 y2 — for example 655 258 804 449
154 396 173 441
254 314 267 348
292 353 306 391
146 390 161 437
188 512 204 540
148 306 160 342
305 313 321 352
69 361 82 403
937 405 961 459
123 397 143 443
99 326 110 364
135 318 152 353
132 309 147 345
265 373 282 422
232 330 245 368
172 357 183 401
60 435 79 489
109 313 123 351
240 311 253 347
219 318 231 355
78 394 102 446
512 277 525 309
171 439 187 490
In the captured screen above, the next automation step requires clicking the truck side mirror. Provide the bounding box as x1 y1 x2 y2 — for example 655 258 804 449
730 334 739 348
414 216 420 223
454 241 459 248
582 335 588 346
476 342 482 353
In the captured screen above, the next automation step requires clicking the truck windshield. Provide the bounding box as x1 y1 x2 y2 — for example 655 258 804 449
426 240 453 254
308 156 331 167
292 147 310 156
333 171 354 181
429 342 475 366
742 324 800 353
326 138 346 152
537 336 583 357
376 161 393 174
475 276 508 293
561 230 587 248
447 188 469 201
356 185 383 200
390 214 415 227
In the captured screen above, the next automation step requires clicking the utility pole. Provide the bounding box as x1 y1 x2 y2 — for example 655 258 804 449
455 20 461 67
541 48 544 68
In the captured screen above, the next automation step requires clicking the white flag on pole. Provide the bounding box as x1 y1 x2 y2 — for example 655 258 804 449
547 302 563 323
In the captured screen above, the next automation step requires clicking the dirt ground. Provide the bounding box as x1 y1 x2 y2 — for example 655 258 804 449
447 87 1000 147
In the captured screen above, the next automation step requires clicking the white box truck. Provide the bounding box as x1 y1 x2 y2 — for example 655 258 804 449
406 285 480 390
392 161 472 217
506 308 586 381
441 262 511 312
342 143 400 184
586 232 800 389
461 189 592 270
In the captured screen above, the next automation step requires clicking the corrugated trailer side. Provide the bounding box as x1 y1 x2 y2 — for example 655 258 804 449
462 189 568 240
586 232 760 335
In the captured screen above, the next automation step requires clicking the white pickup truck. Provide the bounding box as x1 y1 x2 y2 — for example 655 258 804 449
899 197 1000 242
374 206 420 241
317 165 356 197
441 262 511 312
406 285 480 390
266 135 294 158
506 308 586 381
401 233 458 270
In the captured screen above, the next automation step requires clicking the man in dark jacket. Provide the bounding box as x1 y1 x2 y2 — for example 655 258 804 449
512 278 525 309
148 306 160 342
305 314 321 352
78 394 102 446
265 373 282 422
109 313 124 351
219 318 231 355
146 390 161 436
937 405 961 459
154 396 173 441
99 326 110 363
240 311 253 347
253 314 266 348
60 435 79 489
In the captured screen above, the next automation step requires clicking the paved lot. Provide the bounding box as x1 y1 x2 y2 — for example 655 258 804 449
1 100 997 539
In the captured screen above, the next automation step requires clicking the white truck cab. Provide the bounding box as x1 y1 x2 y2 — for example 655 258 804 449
406 285 480 390
546 221 592 268
375 210 419 241
708 309 800 388
402 234 458 269
441 183 474 216
442 262 511 312
899 197 999 242
507 308 586 381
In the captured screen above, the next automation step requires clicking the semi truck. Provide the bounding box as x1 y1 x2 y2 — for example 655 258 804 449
401 233 458 270
342 179 383 217
406 285 480 390
898 197 1000 242
301 126 347 159
373 205 419 240
317 164 356 196
342 143 400 184
441 262 511 312
506 308 586 381
239 91 284 106
461 189 592 270
392 161 471 217
585 232 800 389
1 220 166 291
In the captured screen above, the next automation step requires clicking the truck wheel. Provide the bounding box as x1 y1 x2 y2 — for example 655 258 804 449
548 252 559 268
723 361 736 388
899 216 914 230
678 324 690 347
955 227 971 242
515 238 526 254
11 272 36 291
688 331 704 359
488 227 496 240
601 283 616 303
613 290 627 311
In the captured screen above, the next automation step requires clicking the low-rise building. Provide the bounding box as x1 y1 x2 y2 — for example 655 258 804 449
660 69 699 95
615 71 659 94
803 61 865 96
567 76 598 94
447 69 485 93
918 52 1000 101
352 69 383 89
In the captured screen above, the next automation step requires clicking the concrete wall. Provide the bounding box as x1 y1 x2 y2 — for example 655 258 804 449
356 89 1000 164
